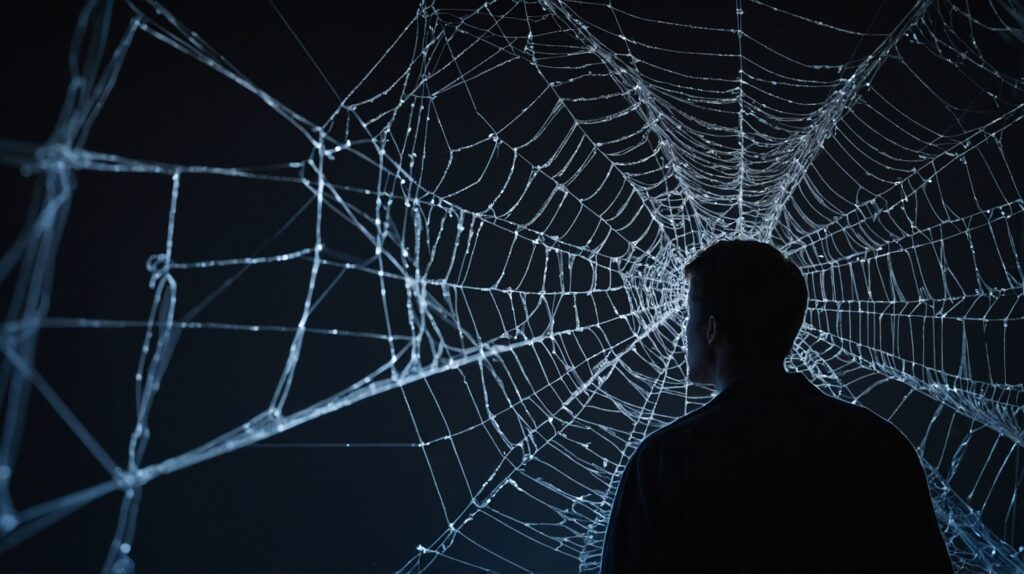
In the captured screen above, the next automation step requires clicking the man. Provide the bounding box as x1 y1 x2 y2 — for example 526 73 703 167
601 240 952 573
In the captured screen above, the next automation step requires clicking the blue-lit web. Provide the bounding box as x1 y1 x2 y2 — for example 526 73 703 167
1 0 1023 572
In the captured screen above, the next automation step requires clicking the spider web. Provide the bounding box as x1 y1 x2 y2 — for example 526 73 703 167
1 0 1023 571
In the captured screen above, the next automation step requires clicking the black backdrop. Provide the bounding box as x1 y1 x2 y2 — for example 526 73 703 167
1 1 1022 572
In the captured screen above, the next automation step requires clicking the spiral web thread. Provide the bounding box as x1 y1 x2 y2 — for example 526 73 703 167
1 0 1023 571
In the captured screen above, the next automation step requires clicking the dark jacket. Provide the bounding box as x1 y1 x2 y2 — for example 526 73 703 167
601 371 952 573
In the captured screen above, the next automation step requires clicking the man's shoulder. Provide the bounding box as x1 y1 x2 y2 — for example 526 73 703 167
805 393 916 447
635 384 913 455
630 400 720 455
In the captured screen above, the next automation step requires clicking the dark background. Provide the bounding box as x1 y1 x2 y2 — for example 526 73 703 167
1 1 1022 572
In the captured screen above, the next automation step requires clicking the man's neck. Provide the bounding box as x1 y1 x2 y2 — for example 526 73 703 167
713 362 787 393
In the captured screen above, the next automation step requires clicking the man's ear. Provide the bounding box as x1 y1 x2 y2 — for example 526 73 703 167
706 314 717 345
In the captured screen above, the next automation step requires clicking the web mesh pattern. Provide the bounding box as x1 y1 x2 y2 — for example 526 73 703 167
1 0 1022 571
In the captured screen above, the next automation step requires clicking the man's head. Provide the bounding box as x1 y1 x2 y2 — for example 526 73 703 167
684 240 807 387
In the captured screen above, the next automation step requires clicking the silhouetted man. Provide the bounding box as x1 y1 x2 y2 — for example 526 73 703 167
601 240 952 573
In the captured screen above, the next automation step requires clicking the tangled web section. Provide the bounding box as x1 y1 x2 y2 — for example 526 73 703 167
1 0 1023 572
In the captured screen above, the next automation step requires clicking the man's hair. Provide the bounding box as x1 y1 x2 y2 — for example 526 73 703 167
684 240 807 365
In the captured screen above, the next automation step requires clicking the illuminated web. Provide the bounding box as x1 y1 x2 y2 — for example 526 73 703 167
1 0 1022 571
